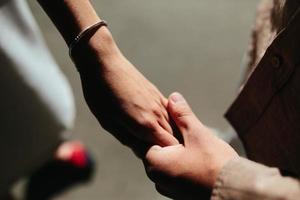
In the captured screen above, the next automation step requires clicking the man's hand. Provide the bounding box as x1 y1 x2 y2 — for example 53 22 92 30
144 92 238 199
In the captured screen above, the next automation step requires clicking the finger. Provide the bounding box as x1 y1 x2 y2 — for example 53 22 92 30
145 144 182 174
158 115 173 135
145 145 163 167
161 97 169 108
168 117 184 144
157 98 174 137
104 120 149 158
153 97 173 134
154 125 179 146
167 92 201 143
127 120 178 147
160 97 170 121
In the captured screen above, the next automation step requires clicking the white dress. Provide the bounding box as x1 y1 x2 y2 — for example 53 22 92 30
0 0 75 194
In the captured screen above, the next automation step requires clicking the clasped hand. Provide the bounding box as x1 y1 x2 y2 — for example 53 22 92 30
36 1 238 198
73 32 238 198
80 52 238 199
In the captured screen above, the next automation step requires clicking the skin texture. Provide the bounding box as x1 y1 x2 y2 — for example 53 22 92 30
77 48 179 152
37 0 179 153
144 93 239 199
38 0 238 197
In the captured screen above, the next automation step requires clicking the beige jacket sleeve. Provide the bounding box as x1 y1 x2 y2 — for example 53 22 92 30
211 158 300 200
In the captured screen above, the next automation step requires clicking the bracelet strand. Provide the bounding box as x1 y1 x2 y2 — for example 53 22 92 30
69 20 108 65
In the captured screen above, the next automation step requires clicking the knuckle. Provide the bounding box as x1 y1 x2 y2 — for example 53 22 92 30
144 150 156 167
174 105 192 118
153 108 162 118
138 115 157 130
145 151 153 164
150 103 163 117
175 117 191 131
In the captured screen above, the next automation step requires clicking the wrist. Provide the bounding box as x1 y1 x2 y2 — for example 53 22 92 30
71 27 124 73
38 0 100 44
210 155 240 189
38 0 123 71
88 28 122 60
204 131 240 189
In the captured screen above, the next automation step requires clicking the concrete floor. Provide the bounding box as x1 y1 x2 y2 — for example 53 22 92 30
23 0 259 199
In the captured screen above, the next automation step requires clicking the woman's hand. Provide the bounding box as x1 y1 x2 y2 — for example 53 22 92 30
75 32 179 153
144 93 238 199
81 58 179 147
37 0 178 153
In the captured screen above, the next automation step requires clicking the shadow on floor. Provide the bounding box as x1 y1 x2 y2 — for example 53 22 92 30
24 158 94 200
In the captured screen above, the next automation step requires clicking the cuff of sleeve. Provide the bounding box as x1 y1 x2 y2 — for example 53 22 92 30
211 157 280 200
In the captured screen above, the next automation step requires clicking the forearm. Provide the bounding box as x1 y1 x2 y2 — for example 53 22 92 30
37 0 176 147
37 0 122 70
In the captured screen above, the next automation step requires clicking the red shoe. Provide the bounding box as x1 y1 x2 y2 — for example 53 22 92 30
25 141 95 200
55 141 92 169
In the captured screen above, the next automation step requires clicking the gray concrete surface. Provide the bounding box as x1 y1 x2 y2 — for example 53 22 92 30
21 0 259 199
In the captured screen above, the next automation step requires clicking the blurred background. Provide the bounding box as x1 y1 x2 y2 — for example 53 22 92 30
8 0 259 199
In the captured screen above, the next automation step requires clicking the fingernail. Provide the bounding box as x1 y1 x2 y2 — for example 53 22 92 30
170 92 185 104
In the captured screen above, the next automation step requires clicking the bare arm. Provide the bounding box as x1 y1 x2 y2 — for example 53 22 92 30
37 0 179 154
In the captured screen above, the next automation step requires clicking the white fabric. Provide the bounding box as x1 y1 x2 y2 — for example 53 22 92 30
0 0 75 128
0 0 75 194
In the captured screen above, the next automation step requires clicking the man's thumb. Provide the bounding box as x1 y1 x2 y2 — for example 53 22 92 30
168 92 196 133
